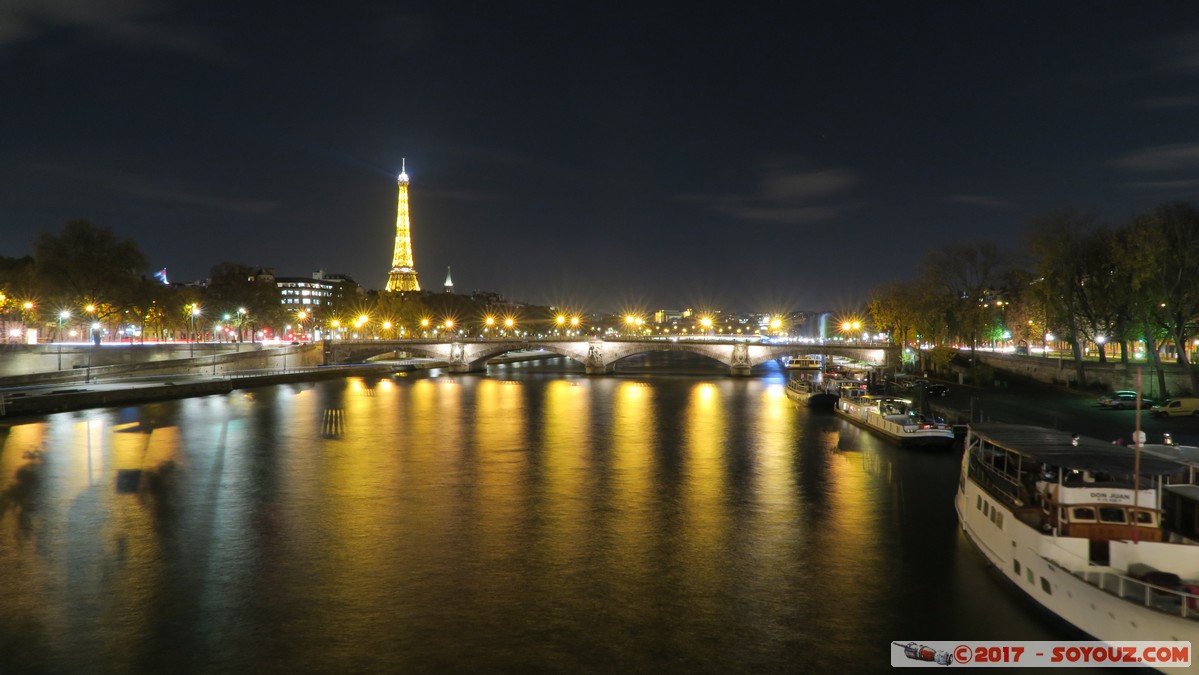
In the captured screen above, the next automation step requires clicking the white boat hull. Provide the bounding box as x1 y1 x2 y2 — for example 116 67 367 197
955 471 1199 654
834 398 954 447
785 384 836 408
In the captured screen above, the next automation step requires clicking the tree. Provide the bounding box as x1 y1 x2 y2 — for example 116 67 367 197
1123 203 1199 395
33 220 148 316
920 241 1011 356
1026 210 1100 386
204 263 283 342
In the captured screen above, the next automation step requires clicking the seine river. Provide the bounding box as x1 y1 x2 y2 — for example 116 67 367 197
0 355 1071 674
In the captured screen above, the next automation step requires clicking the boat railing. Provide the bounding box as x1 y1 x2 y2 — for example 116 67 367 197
967 453 1026 506
1073 568 1199 621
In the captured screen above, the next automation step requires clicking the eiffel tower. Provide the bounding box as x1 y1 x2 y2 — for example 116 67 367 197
385 159 421 292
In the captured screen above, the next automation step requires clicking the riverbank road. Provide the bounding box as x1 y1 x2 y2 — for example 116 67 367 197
924 375 1199 447
0 365 393 419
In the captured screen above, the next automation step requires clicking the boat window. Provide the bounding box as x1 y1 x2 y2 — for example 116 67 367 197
1098 507 1126 524
976 495 982 511
1041 577 1052 595
983 501 990 517
1026 568 1034 585
995 512 1004 529
1134 511 1155 525
1071 507 1097 522
1014 559 1021 575
990 509 998 524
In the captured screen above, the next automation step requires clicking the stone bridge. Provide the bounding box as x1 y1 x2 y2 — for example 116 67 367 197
327 338 899 376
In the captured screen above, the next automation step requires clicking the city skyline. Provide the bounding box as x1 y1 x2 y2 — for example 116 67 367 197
3 3 1199 311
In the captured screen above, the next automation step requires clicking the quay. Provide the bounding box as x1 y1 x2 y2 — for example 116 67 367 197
0 364 395 419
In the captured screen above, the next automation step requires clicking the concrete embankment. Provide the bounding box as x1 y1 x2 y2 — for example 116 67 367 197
0 364 393 420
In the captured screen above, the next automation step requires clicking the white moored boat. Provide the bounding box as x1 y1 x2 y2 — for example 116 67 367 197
834 394 954 447
784 378 837 409
786 356 822 370
956 423 1199 660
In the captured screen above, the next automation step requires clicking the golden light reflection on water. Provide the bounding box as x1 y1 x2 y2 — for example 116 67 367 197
0 374 963 673
609 380 655 580
754 384 798 522
473 378 527 556
680 381 727 602
1 421 46 494
0 416 188 666
540 379 590 564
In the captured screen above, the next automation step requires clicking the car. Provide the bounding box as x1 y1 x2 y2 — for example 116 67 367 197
926 384 949 397
1097 391 1154 409
1150 398 1199 418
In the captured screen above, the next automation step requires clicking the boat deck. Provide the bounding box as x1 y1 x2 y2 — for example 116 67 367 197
1072 567 1199 621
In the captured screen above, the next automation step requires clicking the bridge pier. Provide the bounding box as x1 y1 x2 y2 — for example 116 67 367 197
729 342 751 376
584 340 613 376
447 342 487 373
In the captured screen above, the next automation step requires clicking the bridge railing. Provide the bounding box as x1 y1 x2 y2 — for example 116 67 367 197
329 336 896 347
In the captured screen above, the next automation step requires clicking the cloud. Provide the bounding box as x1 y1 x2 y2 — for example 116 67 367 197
1112 143 1199 172
1137 95 1199 109
1152 30 1199 73
114 176 279 215
948 195 1014 209
421 186 509 204
1122 177 1199 192
697 163 856 224
0 0 225 61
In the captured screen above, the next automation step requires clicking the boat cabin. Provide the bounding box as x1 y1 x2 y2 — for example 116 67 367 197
964 424 1189 559
786 356 821 370
1162 484 1199 544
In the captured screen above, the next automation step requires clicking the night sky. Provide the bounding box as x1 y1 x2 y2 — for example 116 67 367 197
3 2 1199 313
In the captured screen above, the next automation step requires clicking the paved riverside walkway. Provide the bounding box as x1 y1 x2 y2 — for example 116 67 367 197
0 364 396 419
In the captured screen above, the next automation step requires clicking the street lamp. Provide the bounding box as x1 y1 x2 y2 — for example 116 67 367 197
57 310 69 370
189 306 201 357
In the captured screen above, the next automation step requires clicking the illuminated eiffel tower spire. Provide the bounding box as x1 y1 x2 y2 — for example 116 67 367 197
386 158 421 292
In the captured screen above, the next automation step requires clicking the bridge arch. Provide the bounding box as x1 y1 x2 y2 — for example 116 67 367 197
327 338 900 376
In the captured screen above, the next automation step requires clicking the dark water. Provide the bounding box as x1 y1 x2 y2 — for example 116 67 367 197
0 356 1071 674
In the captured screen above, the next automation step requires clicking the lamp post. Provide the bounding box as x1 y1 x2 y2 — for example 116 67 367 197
57 310 69 370
189 306 200 357
85 304 97 345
